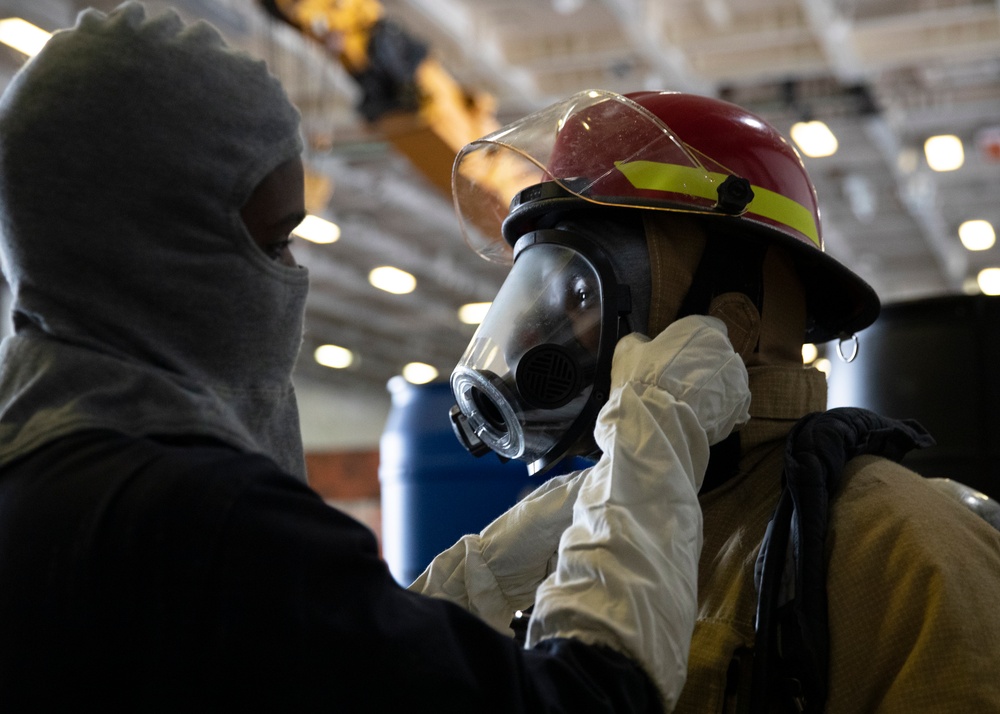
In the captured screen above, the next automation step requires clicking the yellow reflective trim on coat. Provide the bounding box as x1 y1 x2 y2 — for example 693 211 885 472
614 160 821 248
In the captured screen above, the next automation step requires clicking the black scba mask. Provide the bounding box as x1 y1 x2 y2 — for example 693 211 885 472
450 227 636 475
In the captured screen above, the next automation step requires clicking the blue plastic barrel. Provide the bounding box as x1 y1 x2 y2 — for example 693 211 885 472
378 378 539 586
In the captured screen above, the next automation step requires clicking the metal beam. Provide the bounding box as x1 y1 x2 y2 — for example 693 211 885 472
864 116 968 290
798 0 866 83
600 0 713 94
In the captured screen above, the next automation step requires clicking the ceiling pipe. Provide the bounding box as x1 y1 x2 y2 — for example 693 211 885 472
797 0 968 292
398 0 541 101
865 116 968 290
797 0 866 83
599 0 712 94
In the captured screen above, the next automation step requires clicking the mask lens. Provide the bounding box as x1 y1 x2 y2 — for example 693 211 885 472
451 242 605 463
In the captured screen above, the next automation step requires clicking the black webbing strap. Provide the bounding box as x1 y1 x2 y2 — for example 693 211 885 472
750 407 934 713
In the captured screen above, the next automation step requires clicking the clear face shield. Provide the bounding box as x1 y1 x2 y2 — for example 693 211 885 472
451 89 753 266
449 90 754 474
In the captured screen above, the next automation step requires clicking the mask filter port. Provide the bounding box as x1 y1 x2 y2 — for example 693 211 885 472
515 344 581 410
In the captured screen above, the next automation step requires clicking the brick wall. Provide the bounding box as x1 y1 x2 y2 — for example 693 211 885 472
305 449 383 551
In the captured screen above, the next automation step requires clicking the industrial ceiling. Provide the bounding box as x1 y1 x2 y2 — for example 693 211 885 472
1 0 999 449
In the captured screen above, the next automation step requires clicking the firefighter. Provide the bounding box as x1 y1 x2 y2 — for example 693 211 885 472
438 89 1000 712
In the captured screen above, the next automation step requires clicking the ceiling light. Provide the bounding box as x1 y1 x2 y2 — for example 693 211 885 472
814 358 832 376
801 343 818 364
790 120 838 158
369 266 416 294
552 0 585 14
977 267 1000 296
314 344 353 369
924 134 964 172
402 362 438 384
293 215 340 244
958 220 996 251
703 0 732 27
0 18 51 57
458 302 491 325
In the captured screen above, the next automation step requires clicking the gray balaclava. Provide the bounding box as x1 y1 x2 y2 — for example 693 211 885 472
0 2 310 478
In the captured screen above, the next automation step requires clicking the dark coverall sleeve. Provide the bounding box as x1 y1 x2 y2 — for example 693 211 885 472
208 469 660 713
0 431 659 713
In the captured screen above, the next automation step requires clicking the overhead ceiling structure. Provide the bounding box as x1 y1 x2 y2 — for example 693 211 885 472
1 0 999 447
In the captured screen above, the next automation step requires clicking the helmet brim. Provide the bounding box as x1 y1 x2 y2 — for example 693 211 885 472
716 213 881 344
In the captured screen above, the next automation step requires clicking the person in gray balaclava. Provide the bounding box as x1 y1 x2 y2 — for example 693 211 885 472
0 4 751 712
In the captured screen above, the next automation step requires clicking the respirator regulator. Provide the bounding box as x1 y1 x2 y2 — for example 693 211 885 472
450 226 635 475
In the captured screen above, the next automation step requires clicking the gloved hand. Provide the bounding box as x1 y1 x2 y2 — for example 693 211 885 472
408 465 588 634
525 315 751 711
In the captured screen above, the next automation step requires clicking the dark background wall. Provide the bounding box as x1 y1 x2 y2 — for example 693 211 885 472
827 294 1000 500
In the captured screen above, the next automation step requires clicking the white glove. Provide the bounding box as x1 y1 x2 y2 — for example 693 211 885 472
526 315 751 711
407 466 588 634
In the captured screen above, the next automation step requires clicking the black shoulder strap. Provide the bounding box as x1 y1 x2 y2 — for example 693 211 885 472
750 407 934 713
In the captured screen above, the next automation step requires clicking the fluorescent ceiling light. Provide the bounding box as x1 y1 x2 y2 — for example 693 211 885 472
369 266 416 294
977 267 1000 296
458 302 491 325
314 344 353 369
924 134 964 172
0 18 51 57
958 219 995 251
790 120 838 158
402 362 438 384
293 215 340 244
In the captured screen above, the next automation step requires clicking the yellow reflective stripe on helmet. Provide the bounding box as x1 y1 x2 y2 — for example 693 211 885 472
614 160 820 248
747 184 821 248
614 160 719 201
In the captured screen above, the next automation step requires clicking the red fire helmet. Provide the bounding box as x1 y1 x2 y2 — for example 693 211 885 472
452 89 880 342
